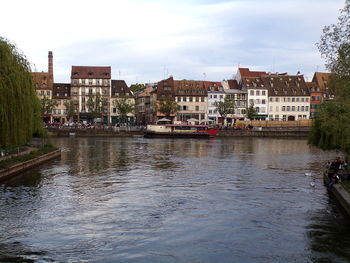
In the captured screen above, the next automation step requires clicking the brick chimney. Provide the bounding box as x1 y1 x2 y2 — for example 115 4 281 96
48 51 53 74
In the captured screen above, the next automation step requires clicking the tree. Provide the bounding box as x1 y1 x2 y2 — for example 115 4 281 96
214 96 235 122
0 37 44 150
64 100 76 122
129 83 144 93
246 102 257 120
157 97 178 119
113 96 135 124
87 94 108 123
40 95 58 115
309 1 350 162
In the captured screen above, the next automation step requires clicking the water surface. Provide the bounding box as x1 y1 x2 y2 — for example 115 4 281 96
1 137 350 262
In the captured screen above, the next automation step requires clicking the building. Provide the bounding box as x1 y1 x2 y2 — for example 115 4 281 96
207 84 225 124
110 80 135 125
52 83 71 123
266 74 310 121
174 79 208 123
135 84 156 125
32 51 54 122
306 82 324 119
70 66 111 124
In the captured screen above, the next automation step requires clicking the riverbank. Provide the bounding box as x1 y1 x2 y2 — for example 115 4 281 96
0 146 61 182
48 128 310 138
328 183 350 217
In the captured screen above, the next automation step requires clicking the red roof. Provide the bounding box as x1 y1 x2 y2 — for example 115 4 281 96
239 68 267 78
71 66 111 79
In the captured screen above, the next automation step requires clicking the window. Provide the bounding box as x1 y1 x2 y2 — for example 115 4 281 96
262 99 266 104
275 98 280 102
256 90 260 96
317 96 321 101
292 106 295 111
286 106 290 111
270 106 273 112
214 95 217 99
89 80 93 85
312 96 316 101
275 115 279 120
306 98 309 102
201 97 205 102
82 79 86 85
301 106 305 111
56 93 59 96
209 110 212 114
262 91 266 96
113 108 117 113
189 97 193 102
250 90 254 96
255 99 260 104
249 99 254 105
292 98 295 102
195 106 199 111
183 106 187 111
282 106 286 111
196 97 199 102
276 106 279 112
220 95 223 99
283 115 286 121
305 106 309 111
183 97 187 102
269 97 273 102
301 98 305 102
296 98 300 102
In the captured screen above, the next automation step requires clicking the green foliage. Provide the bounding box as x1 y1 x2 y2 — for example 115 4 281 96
157 98 177 118
310 1 350 162
214 96 235 119
40 95 58 115
113 96 135 123
317 0 350 74
246 102 257 120
129 83 144 93
0 37 43 150
0 143 57 169
87 93 108 120
64 100 76 121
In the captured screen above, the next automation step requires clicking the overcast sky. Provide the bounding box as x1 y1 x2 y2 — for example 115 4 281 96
1 0 345 85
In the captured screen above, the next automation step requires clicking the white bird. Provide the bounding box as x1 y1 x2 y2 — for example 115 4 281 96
305 172 312 176
310 182 315 187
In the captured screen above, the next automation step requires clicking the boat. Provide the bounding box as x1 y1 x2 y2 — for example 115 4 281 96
144 124 218 138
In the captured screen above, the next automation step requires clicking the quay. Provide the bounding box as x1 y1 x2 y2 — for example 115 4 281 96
0 149 61 182
48 127 310 138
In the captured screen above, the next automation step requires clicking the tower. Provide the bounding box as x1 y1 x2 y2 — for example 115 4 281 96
48 51 53 79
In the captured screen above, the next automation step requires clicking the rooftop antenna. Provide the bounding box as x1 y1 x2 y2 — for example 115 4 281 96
203 72 207 81
118 70 121 80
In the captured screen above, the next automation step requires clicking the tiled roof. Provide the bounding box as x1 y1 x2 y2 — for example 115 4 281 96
227 79 240 90
242 74 310 96
111 80 132 98
71 66 111 79
312 72 333 91
174 79 207 96
32 72 53 90
239 68 267 78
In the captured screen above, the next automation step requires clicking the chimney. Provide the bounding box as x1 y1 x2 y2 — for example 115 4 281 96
48 51 53 74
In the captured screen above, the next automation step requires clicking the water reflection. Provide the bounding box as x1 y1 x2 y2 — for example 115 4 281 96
0 137 349 262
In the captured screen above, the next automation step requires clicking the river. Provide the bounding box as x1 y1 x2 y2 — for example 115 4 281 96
1 137 350 262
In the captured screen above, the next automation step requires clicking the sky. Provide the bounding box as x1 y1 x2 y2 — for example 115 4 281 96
0 0 345 85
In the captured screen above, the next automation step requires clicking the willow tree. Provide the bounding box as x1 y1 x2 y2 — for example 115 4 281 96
309 1 350 161
0 38 43 150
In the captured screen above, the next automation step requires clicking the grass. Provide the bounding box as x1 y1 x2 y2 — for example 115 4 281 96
0 144 57 170
342 180 350 194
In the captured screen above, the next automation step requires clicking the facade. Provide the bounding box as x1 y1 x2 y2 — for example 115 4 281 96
241 77 269 120
225 89 247 121
306 82 324 119
52 83 71 123
174 79 208 123
110 80 135 125
266 75 310 121
70 66 111 123
32 51 54 122
207 86 225 124
135 84 156 125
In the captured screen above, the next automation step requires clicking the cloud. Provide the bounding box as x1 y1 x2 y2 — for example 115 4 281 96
0 0 344 84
